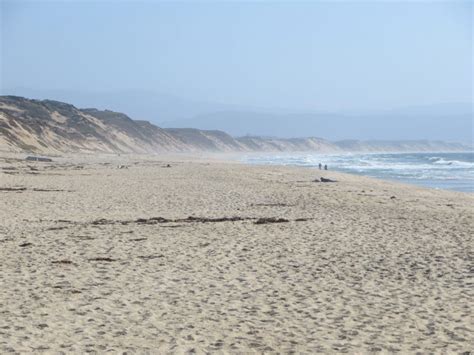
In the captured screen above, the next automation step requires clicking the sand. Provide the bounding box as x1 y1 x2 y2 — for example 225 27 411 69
0 153 473 353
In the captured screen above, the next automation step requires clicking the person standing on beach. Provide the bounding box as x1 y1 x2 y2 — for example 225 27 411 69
319 163 322 170
324 164 328 170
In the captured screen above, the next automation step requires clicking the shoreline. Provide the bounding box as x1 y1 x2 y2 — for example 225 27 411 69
236 151 474 194
3 150 474 194
2 150 474 195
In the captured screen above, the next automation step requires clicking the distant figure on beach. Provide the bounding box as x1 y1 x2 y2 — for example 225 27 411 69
324 164 328 170
318 163 322 170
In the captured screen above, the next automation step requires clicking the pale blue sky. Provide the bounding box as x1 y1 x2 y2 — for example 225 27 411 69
1 0 472 112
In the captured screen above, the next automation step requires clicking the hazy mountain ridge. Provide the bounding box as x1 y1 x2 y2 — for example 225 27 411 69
335 140 471 152
0 96 471 154
163 128 247 152
7 88 472 142
236 136 341 152
161 109 473 142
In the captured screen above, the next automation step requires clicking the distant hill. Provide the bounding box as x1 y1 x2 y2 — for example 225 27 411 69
0 96 255 154
0 96 471 154
334 139 471 152
6 88 471 143
2 88 257 122
0 96 186 154
161 106 473 142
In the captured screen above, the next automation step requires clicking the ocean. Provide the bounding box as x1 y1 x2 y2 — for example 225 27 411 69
242 151 474 193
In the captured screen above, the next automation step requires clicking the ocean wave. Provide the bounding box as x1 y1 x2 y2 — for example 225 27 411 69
242 152 474 192
431 158 474 167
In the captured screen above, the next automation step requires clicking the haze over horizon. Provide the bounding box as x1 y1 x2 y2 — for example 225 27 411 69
1 0 472 141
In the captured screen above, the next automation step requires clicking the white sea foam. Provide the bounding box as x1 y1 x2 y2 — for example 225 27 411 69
431 158 474 167
243 152 474 192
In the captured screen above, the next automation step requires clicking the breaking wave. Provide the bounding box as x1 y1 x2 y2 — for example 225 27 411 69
243 151 474 192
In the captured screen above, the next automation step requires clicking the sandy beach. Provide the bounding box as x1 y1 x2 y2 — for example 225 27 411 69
0 153 472 353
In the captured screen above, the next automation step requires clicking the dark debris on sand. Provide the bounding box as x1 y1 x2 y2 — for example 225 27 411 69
62 215 310 228
314 177 337 183
52 260 74 265
46 226 69 231
0 187 27 192
181 216 247 223
254 217 290 225
0 187 71 192
88 257 117 262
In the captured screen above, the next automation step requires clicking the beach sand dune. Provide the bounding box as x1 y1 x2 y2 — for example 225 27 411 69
0 154 472 353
